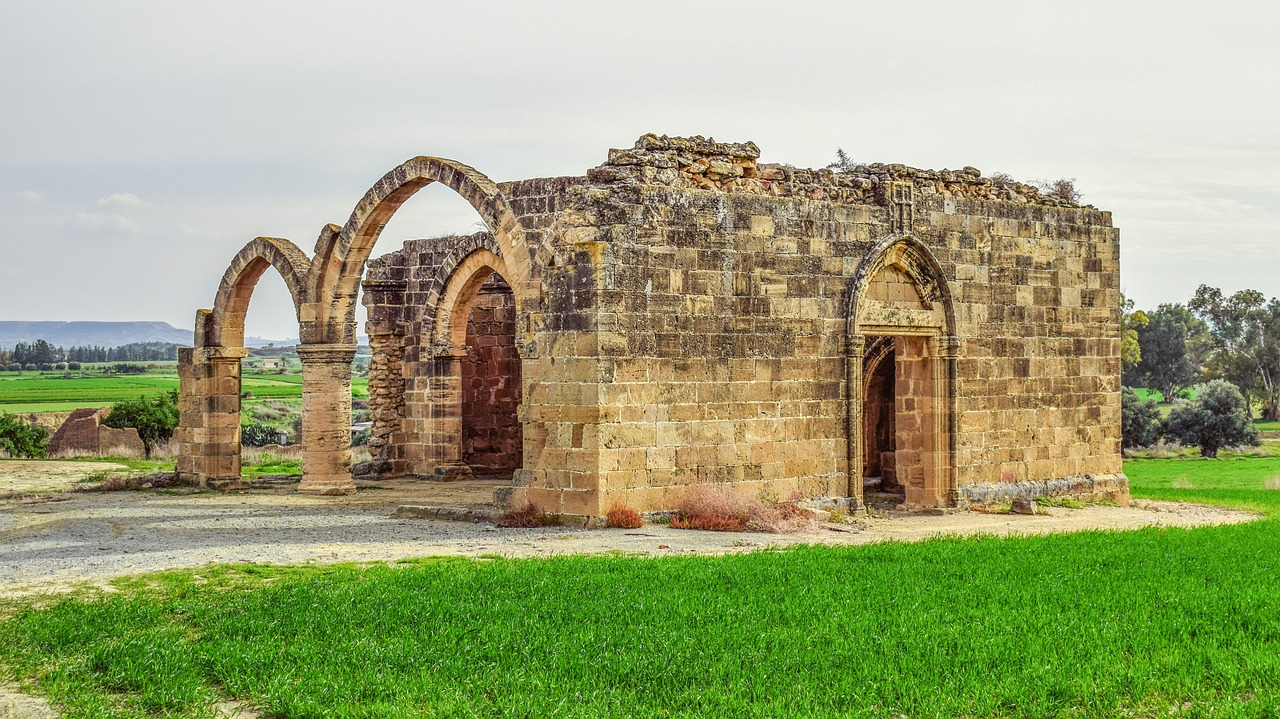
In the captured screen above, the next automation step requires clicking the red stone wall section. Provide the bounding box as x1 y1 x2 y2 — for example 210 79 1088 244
461 276 522 474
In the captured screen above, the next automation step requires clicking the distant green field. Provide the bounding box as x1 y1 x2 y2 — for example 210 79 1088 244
0 371 366 413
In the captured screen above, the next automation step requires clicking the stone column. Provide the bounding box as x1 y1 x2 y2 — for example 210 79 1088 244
362 327 405 477
176 345 250 489
934 334 961 507
423 347 473 481
844 333 866 505
297 343 358 495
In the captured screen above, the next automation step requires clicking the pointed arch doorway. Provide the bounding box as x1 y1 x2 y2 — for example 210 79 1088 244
847 237 960 509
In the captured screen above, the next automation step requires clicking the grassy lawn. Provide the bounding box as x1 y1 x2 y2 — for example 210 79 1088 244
0 372 367 413
1 461 1278 717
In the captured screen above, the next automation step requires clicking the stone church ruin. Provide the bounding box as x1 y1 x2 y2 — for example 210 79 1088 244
176 134 1128 518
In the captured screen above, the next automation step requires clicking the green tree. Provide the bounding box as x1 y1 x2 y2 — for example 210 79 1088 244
1189 285 1280 419
0 414 48 458
104 390 179 458
1120 387 1161 451
1161 380 1259 458
1120 294 1148 374
1133 303 1208 403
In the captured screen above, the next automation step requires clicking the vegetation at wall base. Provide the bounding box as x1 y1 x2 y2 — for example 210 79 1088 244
0 453 1277 717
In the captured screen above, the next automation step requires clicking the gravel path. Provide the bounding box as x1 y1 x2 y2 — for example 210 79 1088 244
0 480 1260 597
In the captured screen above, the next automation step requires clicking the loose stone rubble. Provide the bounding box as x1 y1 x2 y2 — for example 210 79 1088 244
177 134 1125 519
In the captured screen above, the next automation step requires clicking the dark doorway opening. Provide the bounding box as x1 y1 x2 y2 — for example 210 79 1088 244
863 336 902 506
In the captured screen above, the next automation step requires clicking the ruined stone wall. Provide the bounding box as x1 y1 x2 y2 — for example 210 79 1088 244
363 135 1123 515
549 135 1120 512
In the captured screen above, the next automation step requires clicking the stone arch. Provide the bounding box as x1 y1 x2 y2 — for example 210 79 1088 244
409 247 525 480
309 156 536 346
431 247 515 350
177 236 312 491
847 234 956 338
202 237 312 349
845 235 959 509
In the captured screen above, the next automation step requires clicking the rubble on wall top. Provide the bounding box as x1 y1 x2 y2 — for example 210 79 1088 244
586 134 1089 208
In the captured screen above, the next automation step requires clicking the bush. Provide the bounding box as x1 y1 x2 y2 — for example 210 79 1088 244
104 390 179 458
240 422 280 447
496 501 558 528
1161 380 1259 458
4 363 19 372
606 505 643 529
22 364 36 372
0 414 48 458
350 427 371 447
671 485 820 533
1121 386 1161 450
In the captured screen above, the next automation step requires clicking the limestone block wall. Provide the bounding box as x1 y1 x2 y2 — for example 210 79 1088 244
360 135 1124 516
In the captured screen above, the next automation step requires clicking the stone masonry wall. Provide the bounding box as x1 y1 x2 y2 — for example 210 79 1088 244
363 135 1124 516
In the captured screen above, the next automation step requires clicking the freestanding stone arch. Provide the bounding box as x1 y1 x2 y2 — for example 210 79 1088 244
179 156 535 495
845 235 959 509
176 237 310 489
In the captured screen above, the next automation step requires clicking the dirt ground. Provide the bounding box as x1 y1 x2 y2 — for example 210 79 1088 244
0 477 1258 598
0 460 127 496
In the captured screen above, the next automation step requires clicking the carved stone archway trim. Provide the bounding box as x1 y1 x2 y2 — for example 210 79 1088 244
845 235 959 509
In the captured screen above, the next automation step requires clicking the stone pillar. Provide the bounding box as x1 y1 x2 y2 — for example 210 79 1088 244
934 334 961 507
176 345 250 489
423 347 473 481
362 328 405 477
297 343 358 495
845 333 865 505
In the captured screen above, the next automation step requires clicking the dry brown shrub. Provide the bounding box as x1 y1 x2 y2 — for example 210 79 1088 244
671 484 821 533
747 500 820 533
670 485 750 532
606 505 643 529
496 501 558 528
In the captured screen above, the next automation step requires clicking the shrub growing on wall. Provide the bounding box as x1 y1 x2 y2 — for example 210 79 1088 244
1161 380 1259 458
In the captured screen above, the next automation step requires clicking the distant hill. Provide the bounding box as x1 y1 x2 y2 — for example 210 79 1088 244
0 321 192 348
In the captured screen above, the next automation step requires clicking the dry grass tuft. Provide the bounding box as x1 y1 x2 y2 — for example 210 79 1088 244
496 501 558 528
670 485 818 534
605 505 643 529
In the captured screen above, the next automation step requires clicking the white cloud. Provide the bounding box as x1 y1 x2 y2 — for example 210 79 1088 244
73 211 143 234
1 190 42 202
95 192 142 208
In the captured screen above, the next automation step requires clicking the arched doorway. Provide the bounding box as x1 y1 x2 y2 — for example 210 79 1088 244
459 272 523 478
847 237 959 509
418 247 526 482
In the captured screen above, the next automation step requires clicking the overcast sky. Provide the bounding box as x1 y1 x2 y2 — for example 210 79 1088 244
1 1 1277 341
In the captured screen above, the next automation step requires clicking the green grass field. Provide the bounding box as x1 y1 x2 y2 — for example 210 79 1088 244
0 371 367 413
1 457 1278 717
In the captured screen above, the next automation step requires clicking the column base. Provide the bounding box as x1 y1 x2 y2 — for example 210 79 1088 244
298 478 358 496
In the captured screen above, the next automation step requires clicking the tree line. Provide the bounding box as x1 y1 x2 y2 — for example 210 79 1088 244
0 340 183 368
1120 283 1280 455
1124 284 1280 420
